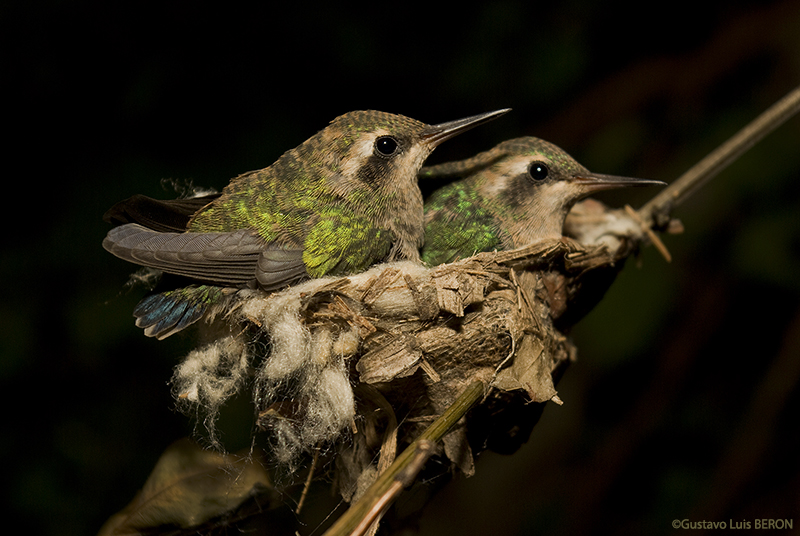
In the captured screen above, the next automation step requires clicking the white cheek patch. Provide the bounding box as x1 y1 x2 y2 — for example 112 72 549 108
477 156 537 198
499 155 547 184
506 157 535 176
478 173 510 198
339 128 390 178
519 181 576 215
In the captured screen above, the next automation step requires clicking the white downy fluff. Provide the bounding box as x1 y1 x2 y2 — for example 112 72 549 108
171 335 250 442
168 262 428 466
169 262 428 464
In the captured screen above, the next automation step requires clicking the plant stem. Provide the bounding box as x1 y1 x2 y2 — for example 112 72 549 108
322 380 485 536
638 84 800 228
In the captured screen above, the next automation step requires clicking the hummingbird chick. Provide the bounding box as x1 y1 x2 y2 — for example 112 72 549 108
421 136 665 265
104 109 509 338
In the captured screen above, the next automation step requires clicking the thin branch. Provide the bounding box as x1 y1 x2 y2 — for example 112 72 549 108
322 380 486 536
624 204 672 262
295 448 319 514
638 84 800 228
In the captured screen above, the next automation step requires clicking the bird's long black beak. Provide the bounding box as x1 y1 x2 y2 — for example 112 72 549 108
421 109 511 147
572 172 665 193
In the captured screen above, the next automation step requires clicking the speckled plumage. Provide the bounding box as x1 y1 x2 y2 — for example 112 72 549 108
104 109 509 337
188 111 432 273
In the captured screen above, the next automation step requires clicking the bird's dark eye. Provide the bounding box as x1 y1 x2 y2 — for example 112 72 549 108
375 136 399 157
528 162 549 181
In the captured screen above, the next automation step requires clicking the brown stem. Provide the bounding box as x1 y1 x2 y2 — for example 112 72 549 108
638 84 800 228
322 380 485 536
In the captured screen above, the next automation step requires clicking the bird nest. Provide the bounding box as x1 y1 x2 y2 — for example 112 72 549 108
169 199 652 500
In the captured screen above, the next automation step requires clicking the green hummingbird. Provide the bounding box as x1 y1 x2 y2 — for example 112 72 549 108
420 136 665 265
104 109 510 338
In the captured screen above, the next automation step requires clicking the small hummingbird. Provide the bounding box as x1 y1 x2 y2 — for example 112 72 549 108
420 136 664 265
104 109 510 338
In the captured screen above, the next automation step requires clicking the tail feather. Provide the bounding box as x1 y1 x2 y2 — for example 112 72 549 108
133 286 224 339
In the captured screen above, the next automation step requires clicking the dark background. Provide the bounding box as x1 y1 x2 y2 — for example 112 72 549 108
2 1 800 534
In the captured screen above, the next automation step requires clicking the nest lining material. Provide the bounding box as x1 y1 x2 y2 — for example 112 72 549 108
169 199 648 481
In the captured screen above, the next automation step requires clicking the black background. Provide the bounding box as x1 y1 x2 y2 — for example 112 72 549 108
2 1 800 534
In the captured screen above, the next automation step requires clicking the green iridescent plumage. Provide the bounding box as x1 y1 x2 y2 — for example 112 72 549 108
134 285 228 339
422 136 664 265
186 111 426 274
104 109 510 338
421 181 503 266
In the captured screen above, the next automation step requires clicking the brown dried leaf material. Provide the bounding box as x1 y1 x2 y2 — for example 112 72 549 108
431 266 490 317
493 335 557 403
172 212 644 486
357 334 422 384
98 439 276 536
442 423 475 476
403 273 440 321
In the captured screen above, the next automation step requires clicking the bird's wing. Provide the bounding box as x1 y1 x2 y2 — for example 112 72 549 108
255 247 310 291
104 223 311 290
104 223 267 285
103 194 221 232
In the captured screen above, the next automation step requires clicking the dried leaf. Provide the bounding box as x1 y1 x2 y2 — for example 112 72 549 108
356 334 422 384
432 270 486 316
492 334 558 403
98 439 276 536
442 425 475 476
402 273 440 321
360 267 402 305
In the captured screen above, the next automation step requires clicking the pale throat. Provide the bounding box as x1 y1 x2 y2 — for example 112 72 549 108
505 182 577 248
